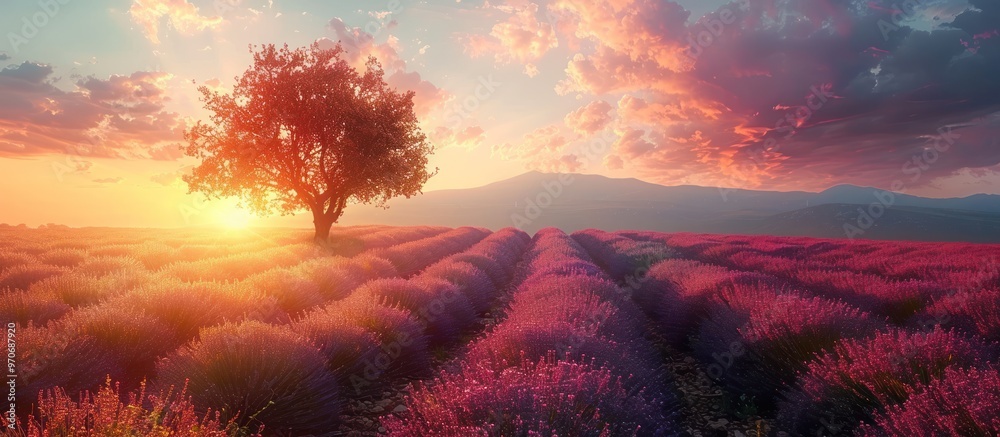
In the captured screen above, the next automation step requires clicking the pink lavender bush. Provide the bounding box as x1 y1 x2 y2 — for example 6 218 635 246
375 227 489 276
857 367 1000 437
505 285 638 342
118 280 285 340
412 276 479 333
242 267 326 316
778 327 991 435
790 269 944 324
322 293 431 380
448 252 508 289
0 251 37 271
357 226 449 250
383 357 679 436
155 321 341 434
635 259 747 347
19 324 125 413
66 303 181 386
37 248 87 267
292 310 381 390
74 255 144 277
466 322 659 390
0 264 66 291
30 270 152 307
920 288 1000 341
571 229 671 281
339 253 398 282
517 274 630 307
357 278 466 346
293 258 360 301
0 289 70 327
511 230 606 288
420 260 497 313
508 275 644 342
446 228 529 287
161 249 302 282
696 287 880 412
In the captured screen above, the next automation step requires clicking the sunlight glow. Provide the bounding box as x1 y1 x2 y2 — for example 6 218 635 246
216 206 255 229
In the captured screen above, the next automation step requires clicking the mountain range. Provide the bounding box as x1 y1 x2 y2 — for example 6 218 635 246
326 172 1000 243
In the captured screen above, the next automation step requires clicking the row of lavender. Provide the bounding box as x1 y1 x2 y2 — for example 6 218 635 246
383 228 681 436
148 227 527 434
11 227 528 434
633 232 1000 337
0 225 446 313
12 226 446 414
577 229 1000 436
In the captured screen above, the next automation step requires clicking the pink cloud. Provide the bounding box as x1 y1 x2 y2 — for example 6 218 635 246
430 125 487 149
0 62 185 160
464 2 558 67
493 124 569 159
321 19 481 149
323 18 406 72
564 100 613 135
386 70 448 118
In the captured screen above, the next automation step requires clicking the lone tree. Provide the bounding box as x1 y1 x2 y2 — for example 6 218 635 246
184 43 436 244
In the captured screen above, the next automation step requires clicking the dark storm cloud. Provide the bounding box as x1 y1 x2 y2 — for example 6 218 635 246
547 0 1000 190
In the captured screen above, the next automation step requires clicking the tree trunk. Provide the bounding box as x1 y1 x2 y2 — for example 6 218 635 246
313 215 334 246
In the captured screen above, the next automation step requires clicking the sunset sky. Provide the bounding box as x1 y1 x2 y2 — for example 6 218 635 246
1 0 999 227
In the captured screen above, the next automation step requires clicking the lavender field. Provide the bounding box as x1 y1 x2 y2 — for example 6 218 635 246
1 225 998 436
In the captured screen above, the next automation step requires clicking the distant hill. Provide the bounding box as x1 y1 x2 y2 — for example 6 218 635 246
321 172 1000 243
743 204 1000 243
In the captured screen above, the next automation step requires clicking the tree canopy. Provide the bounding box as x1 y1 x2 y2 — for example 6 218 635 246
184 43 436 243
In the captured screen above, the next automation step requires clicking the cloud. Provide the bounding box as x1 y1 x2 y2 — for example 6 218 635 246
464 1 559 66
493 124 583 170
320 20 450 118
150 165 193 186
320 18 491 150
322 18 406 72
202 77 227 94
537 153 584 172
430 125 486 149
488 0 1000 191
0 53 10 61
129 0 223 44
0 62 186 160
564 100 613 135
93 177 124 184
386 70 449 117
603 154 624 170
149 143 184 160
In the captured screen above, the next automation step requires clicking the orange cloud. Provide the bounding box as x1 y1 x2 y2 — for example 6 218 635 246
129 0 223 44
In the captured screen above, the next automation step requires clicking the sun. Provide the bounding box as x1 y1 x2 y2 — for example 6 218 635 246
216 206 255 229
